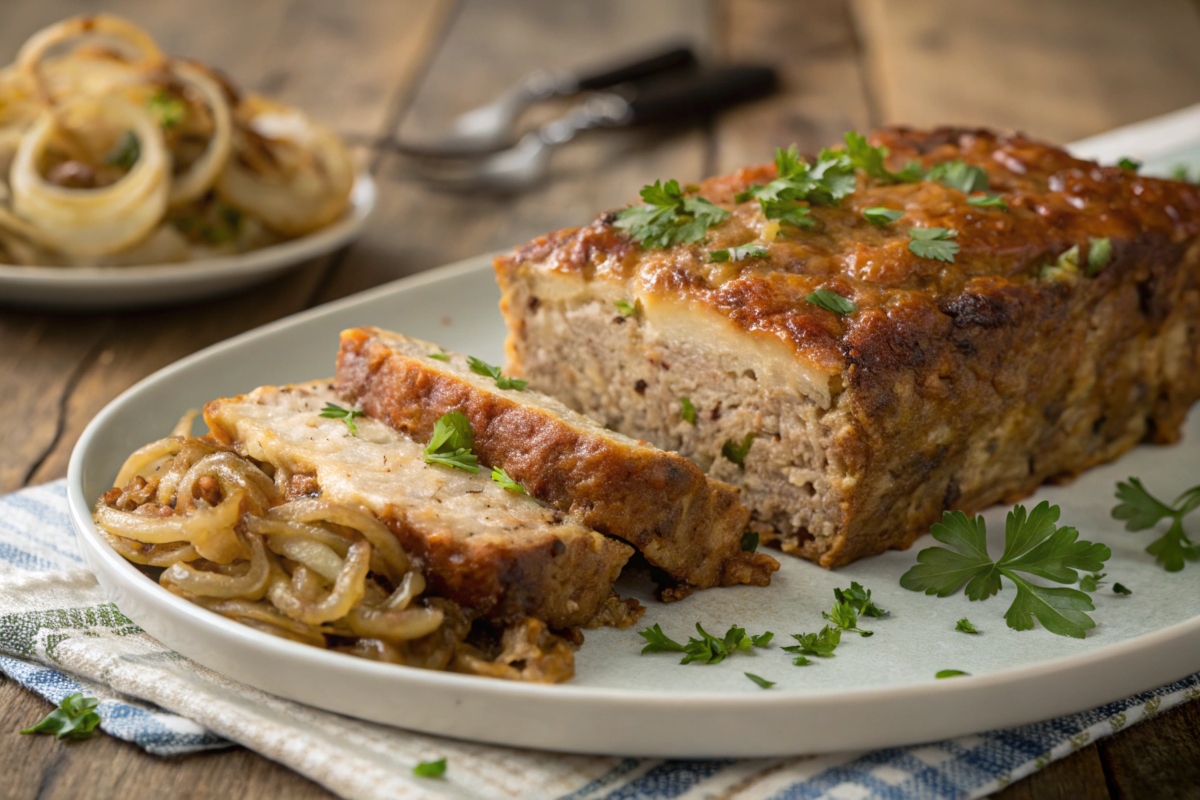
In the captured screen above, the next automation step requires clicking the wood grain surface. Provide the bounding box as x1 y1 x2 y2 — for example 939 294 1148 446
1 1 1199 798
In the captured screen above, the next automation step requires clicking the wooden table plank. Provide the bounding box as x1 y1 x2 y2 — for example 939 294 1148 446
1096 698 1200 799
316 0 714 303
852 0 1200 144
1 1 1199 798
713 0 876 173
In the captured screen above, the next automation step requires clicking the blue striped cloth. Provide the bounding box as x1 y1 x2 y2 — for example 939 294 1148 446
1 480 1196 800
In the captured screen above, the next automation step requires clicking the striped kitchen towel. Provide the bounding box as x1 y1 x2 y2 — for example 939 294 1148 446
1 479 1197 800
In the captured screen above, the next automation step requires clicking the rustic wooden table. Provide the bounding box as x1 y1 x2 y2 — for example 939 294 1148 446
2 1 1199 797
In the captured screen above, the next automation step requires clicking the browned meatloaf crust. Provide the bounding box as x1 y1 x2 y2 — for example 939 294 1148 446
493 127 1200 568
204 381 635 628
336 327 778 591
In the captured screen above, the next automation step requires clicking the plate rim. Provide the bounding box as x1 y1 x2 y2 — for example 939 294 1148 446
64 253 1200 757
0 173 376 287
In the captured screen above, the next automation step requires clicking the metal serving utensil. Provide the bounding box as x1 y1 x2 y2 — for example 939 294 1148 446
405 65 779 193
394 43 698 158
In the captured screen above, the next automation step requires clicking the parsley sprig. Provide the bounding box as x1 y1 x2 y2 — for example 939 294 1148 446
806 288 857 315
908 227 959 262
320 402 365 435
710 244 769 262
637 622 773 665
863 206 904 226
1112 477 1200 572
781 626 841 664
615 179 730 248
900 502 1111 638
823 600 874 637
424 411 479 473
926 160 989 194
842 131 924 183
21 693 101 740
736 144 856 226
467 355 527 391
491 466 526 494
835 581 888 618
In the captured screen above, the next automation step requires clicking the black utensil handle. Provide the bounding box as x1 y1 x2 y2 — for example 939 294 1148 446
624 65 779 126
574 45 698 91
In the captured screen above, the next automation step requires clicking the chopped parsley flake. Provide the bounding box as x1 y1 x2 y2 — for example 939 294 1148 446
1116 157 1141 172
105 130 140 170
413 759 447 778
1087 237 1113 276
424 411 479 473
711 244 769 262
147 90 186 129
900 502 1111 638
467 355 527 391
745 672 775 689
319 402 364 436
741 531 759 552
806 288 857 315
1112 477 1200 572
615 299 639 317
614 179 730 249
680 396 696 425
966 194 1008 210
936 669 969 679
1113 582 1132 596
908 227 959 262
823 599 874 638
429 351 450 361
955 618 980 634
637 622 773 665
21 693 101 740
781 626 841 661
491 466 525 494
834 581 888 618
721 432 756 468
863 206 904 225
926 160 989 194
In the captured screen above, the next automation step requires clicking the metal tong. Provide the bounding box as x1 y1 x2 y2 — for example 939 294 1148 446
395 43 700 157
397 46 779 192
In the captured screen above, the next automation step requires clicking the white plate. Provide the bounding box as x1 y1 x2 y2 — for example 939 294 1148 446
66 113 1200 757
66 253 1200 758
0 174 375 311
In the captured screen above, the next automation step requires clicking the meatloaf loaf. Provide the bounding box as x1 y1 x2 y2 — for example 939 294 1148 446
493 127 1200 568
204 381 636 628
336 326 779 593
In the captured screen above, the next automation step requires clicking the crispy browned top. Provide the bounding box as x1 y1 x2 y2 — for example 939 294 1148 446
496 127 1200 374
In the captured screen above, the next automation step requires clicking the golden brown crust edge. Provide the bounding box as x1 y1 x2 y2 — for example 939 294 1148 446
203 392 634 629
336 327 778 589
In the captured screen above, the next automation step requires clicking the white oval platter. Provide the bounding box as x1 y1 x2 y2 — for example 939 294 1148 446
0 174 374 311
66 248 1200 758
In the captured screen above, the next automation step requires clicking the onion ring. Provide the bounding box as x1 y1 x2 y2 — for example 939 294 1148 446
10 95 169 256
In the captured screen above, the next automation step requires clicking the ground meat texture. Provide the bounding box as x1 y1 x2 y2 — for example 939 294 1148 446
335 327 779 591
492 126 1200 568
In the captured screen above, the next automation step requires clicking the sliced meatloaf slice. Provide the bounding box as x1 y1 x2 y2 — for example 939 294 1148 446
336 326 778 593
204 380 635 629
493 126 1200 568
